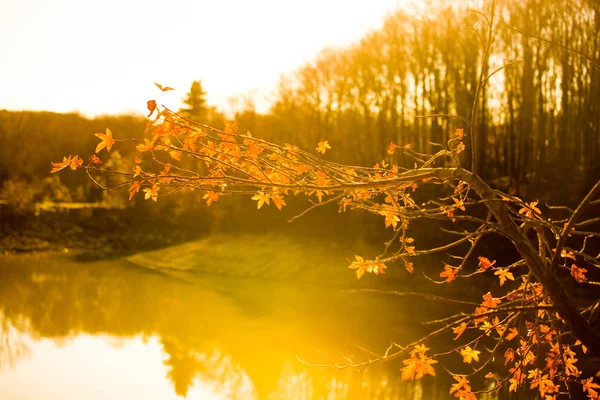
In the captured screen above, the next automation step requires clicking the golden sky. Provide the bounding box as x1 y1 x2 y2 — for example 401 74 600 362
0 0 411 117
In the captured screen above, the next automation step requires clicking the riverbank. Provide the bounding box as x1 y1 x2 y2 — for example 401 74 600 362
0 206 208 260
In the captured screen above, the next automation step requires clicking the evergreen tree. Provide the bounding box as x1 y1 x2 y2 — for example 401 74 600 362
180 80 209 121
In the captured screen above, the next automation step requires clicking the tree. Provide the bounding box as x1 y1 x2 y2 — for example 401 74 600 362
51 4 600 399
180 80 209 122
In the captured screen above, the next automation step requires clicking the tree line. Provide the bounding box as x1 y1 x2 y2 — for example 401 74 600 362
234 0 600 204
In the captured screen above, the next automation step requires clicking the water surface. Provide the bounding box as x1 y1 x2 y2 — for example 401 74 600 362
0 238 459 399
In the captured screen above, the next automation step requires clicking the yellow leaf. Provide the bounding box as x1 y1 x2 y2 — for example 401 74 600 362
460 346 480 364
251 191 270 209
95 128 116 153
494 268 515 286
316 140 331 154
143 184 159 202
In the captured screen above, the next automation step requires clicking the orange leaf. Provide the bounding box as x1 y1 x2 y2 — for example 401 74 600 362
89 155 101 164
128 181 141 201
68 155 83 170
583 378 600 394
440 265 458 282
504 348 515 365
154 82 175 92
50 156 71 173
387 142 397 155
203 191 219 206
136 139 155 152
477 256 496 271
400 345 437 381
147 100 157 117
452 322 467 340
450 376 471 395
404 261 414 274
94 128 115 153
272 195 286 210
570 264 587 283
50 155 83 173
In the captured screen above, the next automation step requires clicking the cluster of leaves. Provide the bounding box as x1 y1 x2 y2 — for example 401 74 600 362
51 85 600 398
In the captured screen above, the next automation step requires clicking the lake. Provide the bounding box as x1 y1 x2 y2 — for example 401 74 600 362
0 235 497 399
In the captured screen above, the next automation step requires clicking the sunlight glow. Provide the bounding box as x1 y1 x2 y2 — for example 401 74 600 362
0 334 226 399
0 0 411 116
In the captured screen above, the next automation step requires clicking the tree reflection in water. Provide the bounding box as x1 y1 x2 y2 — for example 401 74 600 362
0 252 499 399
0 311 29 371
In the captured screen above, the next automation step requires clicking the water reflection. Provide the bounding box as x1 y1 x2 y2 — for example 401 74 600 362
0 251 450 399
0 311 29 372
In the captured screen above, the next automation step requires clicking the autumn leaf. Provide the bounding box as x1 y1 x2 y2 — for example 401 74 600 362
460 346 480 364
296 164 311 175
348 255 368 279
169 150 182 161
404 261 414 274
452 322 467 340
154 82 175 92
128 181 141 201
570 264 587 282
94 128 116 153
481 292 502 309
456 142 466 154
518 201 541 218
143 184 160 202
272 195 286 210
401 345 437 381
387 142 397 155
251 191 270 209
583 378 600 394
203 191 219 206
477 256 496 271
494 268 515 286
313 190 324 202
449 376 471 395
316 141 331 154
340 198 352 212
452 197 466 211
50 155 83 173
158 170 173 184
136 139 155 152
50 156 71 173
89 155 101 164
379 210 400 228
440 265 458 282
504 348 515 365
455 128 465 139
133 165 142 178
147 100 157 117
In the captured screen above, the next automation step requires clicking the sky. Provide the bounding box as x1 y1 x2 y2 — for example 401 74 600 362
0 0 412 117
